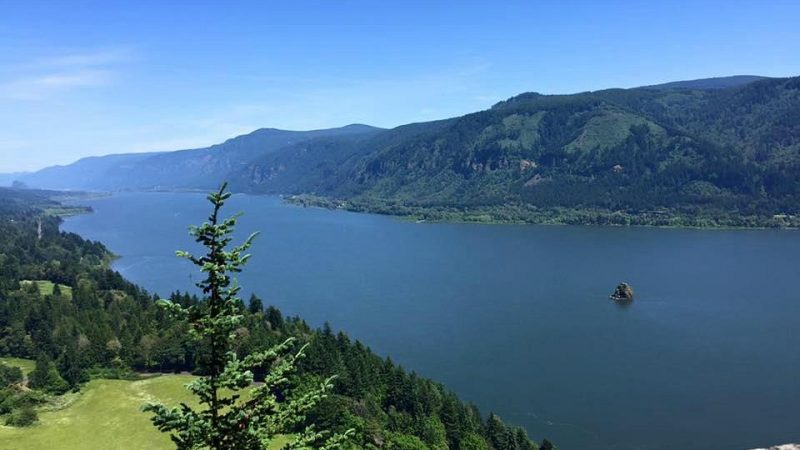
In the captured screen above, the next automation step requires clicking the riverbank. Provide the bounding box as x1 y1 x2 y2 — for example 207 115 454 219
286 194 800 229
50 191 111 207
39 187 800 229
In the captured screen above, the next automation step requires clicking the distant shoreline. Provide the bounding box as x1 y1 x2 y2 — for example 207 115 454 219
50 188 800 230
285 194 800 230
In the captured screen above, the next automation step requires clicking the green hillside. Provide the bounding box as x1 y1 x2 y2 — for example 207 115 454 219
239 76 800 227
0 374 191 450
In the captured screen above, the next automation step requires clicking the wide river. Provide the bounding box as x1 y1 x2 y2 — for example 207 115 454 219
63 192 799 450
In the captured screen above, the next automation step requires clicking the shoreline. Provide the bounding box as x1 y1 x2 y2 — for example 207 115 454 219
285 194 800 230
51 188 800 231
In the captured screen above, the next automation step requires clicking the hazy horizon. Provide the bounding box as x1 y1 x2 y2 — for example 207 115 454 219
3 0 800 172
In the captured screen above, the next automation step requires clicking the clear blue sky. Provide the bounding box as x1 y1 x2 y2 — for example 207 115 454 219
2 0 799 172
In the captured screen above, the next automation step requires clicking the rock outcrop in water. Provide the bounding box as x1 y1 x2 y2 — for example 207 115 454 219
610 282 634 301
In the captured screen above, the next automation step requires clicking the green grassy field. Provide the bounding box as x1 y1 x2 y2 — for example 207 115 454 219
0 359 290 450
0 358 35 375
18 280 73 300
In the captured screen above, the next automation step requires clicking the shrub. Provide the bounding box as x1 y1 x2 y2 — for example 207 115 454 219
0 365 23 386
5 405 38 427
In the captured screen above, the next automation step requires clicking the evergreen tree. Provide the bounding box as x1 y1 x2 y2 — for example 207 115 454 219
247 294 264 315
28 353 69 394
265 306 284 330
144 184 349 450
57 344 86 389
514 427 538 450
27 354 50 389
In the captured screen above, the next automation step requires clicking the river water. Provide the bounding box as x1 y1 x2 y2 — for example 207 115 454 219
62 192 800 450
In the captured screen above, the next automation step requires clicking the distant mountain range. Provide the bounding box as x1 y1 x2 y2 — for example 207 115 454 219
7 75 800 226
14 124 382 191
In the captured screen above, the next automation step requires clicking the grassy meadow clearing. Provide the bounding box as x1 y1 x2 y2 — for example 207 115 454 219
18 280 73 299
0 359 290 450
0 359 34 376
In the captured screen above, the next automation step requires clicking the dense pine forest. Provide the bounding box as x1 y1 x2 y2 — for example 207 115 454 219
0 187 550 450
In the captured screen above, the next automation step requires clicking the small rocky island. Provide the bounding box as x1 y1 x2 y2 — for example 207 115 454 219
610 282 634 301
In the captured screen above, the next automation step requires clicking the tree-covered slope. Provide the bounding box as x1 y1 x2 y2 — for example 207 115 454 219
229 120 453 195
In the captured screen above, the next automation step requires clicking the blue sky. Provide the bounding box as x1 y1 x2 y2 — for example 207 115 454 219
1 0 799 172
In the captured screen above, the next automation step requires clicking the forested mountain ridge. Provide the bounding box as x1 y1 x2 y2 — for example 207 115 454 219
17 152 161 192
237 76 799 226
11 75 800 226
18 124 382 191
228 119 453 195
0 187 548 449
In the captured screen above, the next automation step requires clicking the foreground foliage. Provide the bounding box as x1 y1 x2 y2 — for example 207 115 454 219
144 185 347 449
